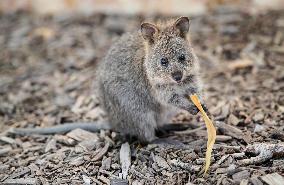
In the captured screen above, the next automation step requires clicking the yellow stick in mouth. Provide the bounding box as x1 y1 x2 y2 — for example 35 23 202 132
190 94 216 176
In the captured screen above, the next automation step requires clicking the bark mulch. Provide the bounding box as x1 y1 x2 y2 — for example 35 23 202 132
0 9 283 185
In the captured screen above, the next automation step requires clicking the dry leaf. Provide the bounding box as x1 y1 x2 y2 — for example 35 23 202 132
190 94 216 175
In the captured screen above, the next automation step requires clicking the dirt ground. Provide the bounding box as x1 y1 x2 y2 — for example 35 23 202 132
0 9 284 185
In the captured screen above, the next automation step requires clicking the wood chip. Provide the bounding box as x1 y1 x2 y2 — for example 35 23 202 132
270 129 284 141
227 58 254 70
0 146 12 156
261 173 284 185
101 157 112 170
92 142 110 161
252 111 265 122
0 136 16 144
70 156 85 166
216 121 244 140
240 179 249 185
232 170 250 182
2 178 37 185
228 114 239 126
216 135 232 142
98 175 110 184
54 135 76 146
9 167 31 179
169 159 201 172
66 128 99 142
78 139 98 151
153 155 170 169
175 126 206 135
110 179 128 185
38 177 50 185
85 107 105 119
250 177 263 185
0 164 10 173
45 138 57 152
82 175 91 185
119 142 131 179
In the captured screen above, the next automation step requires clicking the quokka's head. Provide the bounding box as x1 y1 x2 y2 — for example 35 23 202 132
141 17 199 86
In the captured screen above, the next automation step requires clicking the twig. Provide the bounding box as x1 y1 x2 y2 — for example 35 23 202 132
92 142 110 161
238 143 284 165
170 159 201 172
174 126 206 135
2 178 37 185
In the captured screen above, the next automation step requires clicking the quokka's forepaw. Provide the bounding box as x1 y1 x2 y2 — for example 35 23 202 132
187 105 199 115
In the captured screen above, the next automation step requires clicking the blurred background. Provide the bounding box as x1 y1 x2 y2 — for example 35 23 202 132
1 0 284 15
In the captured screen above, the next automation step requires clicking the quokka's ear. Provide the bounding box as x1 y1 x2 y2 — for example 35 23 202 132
174 17 190 38
141 23 158 43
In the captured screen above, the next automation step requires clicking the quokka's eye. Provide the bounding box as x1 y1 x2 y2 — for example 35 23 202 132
160 57 169 67
178 54 186 62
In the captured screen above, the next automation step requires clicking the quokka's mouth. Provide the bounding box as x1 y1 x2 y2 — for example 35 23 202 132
171 71 183 82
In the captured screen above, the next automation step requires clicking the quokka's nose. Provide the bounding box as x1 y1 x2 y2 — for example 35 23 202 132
171 71 183 82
